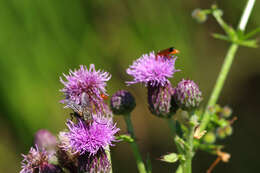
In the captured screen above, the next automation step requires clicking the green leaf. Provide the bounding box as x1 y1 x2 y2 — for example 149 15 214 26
244 27 260 39
160 153 179 163
236 39 258 48
175 135 190 150
116 134 134 143
212 32 258 48
212 33 231 41
194 139 224 154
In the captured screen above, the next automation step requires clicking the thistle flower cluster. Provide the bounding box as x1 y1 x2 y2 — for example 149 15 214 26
126 51 202 117
19 44 238 173
17 1 253 171
20 64 119 173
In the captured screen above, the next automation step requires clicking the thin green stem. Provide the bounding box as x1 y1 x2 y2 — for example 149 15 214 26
200 0 255 131
167 119 185 173
124 115 147 173
183 115 196 173
213 11 235 36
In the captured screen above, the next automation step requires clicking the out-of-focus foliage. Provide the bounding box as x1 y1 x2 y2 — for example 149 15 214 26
0 0 259 172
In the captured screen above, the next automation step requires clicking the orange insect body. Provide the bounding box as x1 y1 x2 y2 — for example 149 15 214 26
100 93 108 100
156 47 180 60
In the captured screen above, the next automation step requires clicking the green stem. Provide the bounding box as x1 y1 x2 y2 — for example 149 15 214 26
200 44 238 130
176 165 183 173
200 0 255 131
167 119 185 173
124 115 147 173
183 115 196 173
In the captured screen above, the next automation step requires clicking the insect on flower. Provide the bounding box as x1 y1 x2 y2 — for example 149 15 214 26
65 93 93 121
101 93 109 100
156 47 180 60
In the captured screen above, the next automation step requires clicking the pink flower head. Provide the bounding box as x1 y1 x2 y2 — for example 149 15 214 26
60 64 111 116
126 52 179 87
62 116 119 156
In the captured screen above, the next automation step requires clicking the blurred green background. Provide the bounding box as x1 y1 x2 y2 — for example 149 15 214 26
0 0 259 172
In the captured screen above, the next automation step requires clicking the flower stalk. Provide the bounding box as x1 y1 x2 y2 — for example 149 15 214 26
200 0 255 131
124 114 147 173
183 114 196 173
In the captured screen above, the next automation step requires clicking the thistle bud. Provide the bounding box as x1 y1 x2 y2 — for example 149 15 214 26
203 132 216 144
110 90 136 115
148 83 178 118
192 8 208 23
174 79 202 111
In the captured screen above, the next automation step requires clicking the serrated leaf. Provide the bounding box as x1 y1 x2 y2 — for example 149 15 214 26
116 134 134 143
160 153 179 163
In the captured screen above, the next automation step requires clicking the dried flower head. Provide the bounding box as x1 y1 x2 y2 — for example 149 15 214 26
126 52 179 87
61 116 119 156
20 145 60 173
174 79 202 110
60 64 111 116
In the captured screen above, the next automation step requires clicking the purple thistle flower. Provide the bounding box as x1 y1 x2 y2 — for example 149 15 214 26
20 145 61 173
126 52 179 87
60 64 111 116
62 116 119 156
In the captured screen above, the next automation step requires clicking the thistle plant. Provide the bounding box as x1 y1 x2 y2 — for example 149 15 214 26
19 0 258 173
